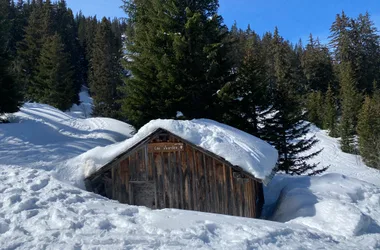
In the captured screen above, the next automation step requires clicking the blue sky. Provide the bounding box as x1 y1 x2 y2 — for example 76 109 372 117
66 0 380 43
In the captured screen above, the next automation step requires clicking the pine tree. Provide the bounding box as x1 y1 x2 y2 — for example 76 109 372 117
0 0 23 116
302 34 335 93
121 0 232 127
306 91 324 127
262 28 326 175
323 85 338 137
17 0 54 99
89 17 121 118
357 84 380 169
339 63 362 153
55 1 81 103
329 11 351 64
330 11 380 93
218 29 268 137
32 33 75 110
16 2 43 95
75 12 94 87
349 13 380 93
227 22 247 70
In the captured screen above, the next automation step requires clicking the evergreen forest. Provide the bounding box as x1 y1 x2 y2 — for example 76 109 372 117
1 0 380 174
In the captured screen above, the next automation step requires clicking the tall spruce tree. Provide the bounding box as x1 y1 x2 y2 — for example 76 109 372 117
330 11 380 93
329 11 351 64
339 62 362 153
218 28 268 137
17 0 54 99
357 93 380 169
55 0 81 103
16 1 43 96
302 34 335 93
121 0 232 127
262 28 326 175
349 13 380 93
227 22 247 70
323 85 338 137
306 91 324 128
0 0 23 116
32 33 75 110
89 17 121 118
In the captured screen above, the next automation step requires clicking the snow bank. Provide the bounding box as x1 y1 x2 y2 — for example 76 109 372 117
1 102 135 187
3 165 380 249
270 174 380 237
71 119 278 181
2 100 380 248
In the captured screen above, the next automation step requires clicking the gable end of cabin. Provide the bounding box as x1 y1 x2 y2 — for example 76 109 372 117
85 129 265 218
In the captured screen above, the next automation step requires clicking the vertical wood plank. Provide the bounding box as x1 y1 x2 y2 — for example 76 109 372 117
207 156 215 213
130 154 135 181
185 145 193 210
172 152 179 209
213 159 219 214
225 165 232 216
144 146 152 181
151 152 158 209
167 152 172 208
229 168 236 216
222 164 228 215
197 152 205 212
161 151 167 208
202 154 210 212
155 152 163 209
129 182 133 205
191 147 199 211
138 149 145 181
178 150 184 209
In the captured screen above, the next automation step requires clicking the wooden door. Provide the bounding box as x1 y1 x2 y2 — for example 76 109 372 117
130 182 156 208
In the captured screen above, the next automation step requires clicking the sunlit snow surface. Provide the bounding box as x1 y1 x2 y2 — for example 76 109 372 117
0 93 380 249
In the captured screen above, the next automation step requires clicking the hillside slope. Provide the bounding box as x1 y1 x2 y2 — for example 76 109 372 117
0 102 379 249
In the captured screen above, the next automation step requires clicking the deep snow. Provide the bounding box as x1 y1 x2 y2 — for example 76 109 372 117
0 96 380 249
268 174 380 237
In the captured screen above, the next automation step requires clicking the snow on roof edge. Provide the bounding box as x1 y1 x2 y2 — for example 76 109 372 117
81 119 278 181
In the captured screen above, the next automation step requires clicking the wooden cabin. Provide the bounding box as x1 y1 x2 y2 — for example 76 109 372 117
85 122 277 219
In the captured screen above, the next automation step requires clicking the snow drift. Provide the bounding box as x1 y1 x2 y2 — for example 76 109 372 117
269 174 380 237
1 100 380 249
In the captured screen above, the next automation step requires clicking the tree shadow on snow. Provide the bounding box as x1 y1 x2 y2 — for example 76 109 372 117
0 112 130 167
21 110 129 142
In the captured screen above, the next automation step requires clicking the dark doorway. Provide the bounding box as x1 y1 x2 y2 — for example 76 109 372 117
131 182 156 208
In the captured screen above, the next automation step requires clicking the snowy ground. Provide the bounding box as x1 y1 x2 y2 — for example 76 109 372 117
0 96 380 249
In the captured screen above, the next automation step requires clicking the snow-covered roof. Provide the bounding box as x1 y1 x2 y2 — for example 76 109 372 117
82 119 278 182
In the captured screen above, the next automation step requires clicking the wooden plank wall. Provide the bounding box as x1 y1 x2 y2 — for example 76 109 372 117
88 133 262 218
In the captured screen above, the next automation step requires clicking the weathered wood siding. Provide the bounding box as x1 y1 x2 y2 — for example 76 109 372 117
86 131 264 218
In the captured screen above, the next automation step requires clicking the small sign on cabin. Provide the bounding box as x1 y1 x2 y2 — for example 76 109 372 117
148 142 184 153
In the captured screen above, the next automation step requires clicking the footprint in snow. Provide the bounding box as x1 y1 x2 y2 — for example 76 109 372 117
6 194 21 206
65 195 85 204
98 219 115 231
0 220 10 234
14 198 39 213
30 179 49 191
46 193 68 202
25 210 39 219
